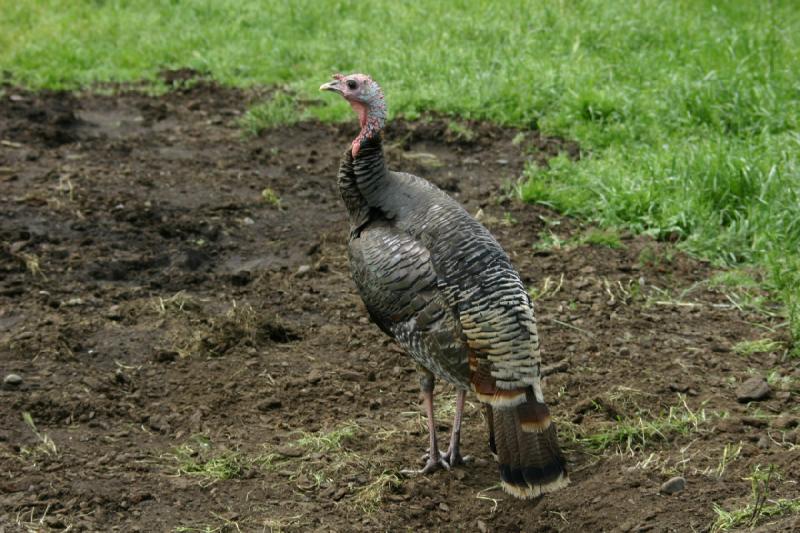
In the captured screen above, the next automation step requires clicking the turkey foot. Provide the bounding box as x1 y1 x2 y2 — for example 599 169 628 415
399 370 453 475
442 446 472 467
400 448 451 475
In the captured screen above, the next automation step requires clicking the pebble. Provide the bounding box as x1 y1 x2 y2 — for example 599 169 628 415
296 264 311 276
401 151 442 168
4 373 22 386
276 445 303 458
257 398 282 411
741 416 768 428
668 383 689 393
660 476 686 495
736 377 771 403
773 415 799 430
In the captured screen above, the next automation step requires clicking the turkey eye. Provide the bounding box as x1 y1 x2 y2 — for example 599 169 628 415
346 80 358 90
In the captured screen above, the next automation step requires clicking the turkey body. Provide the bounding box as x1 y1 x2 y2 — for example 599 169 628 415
347 160 535 390
340 136 567 498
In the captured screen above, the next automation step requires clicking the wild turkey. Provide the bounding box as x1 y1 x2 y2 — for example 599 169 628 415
320 73 568 498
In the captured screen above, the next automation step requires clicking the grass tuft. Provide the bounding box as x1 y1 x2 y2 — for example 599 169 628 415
570 397 713 454
351 471 402 512
711 465 800 532
295 423 358 454
20 412 58 458
170 437 247 484
732 338 784 356
261 187 282 208
241 92 303 135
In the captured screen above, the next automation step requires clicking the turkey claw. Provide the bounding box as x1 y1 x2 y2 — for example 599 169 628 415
443 451 472 467
400 451 450 476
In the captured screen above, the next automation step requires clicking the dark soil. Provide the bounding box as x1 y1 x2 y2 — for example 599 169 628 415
1 81 798 532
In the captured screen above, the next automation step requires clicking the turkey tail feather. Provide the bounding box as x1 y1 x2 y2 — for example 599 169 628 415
488 393 568 499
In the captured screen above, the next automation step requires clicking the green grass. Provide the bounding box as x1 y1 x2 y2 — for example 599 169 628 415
241 93 303 133
2 0 799 350
171 437 247 482
534 227 624 252
732 338 784 356
260 187 283 209
295 423 359 454
711 465 800 532
564 398 714 454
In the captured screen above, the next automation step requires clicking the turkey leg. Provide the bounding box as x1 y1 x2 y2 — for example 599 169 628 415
401 369 450 474
442 389 470 467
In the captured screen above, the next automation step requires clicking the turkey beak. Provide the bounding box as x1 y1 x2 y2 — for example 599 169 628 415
319 80 343 94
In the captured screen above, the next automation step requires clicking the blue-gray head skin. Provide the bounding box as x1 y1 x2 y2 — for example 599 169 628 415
320 73 387 157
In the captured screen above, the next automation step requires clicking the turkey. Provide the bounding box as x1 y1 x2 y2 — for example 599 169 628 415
320 73 568 499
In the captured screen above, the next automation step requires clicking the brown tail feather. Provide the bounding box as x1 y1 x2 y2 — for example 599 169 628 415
488 394 568 499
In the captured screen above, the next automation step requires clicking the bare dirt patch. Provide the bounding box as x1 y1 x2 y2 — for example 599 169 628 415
1 82 798 532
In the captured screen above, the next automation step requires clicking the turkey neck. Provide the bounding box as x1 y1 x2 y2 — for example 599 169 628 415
338 134 387 235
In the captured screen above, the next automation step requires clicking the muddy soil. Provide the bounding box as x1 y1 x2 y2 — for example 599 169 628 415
1 80 798 532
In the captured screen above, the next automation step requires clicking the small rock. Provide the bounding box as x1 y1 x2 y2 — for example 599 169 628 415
496 158 509 165
104 305 123 320
296 264 311 276
573 398 597 415
477 520 488 533
716 418 740 433
229 270 252 286
741 416 768 428
153 350 178 363
276 445 303 458
14 331 34 341
438 502 450 512
340 369 361 381
242 217 255 225
4 374 22 386
736 377 771 403
257 398 282 411
757 435 771 449
660 476 686 495
776 391 791 402
401 151 442 168
773 415 799 430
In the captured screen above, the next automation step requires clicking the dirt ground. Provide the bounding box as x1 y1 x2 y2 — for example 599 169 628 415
1 77 798 532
